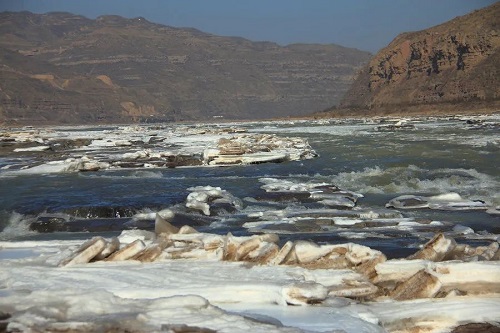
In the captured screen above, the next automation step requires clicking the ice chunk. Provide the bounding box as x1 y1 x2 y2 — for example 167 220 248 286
389 269 442 300
386 193 489 211
59 236 107 266
282 282 328 305
105 239 145 261
408 233 456 262
155 209 178 235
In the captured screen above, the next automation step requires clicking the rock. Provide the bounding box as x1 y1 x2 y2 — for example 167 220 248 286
105 239 146 261
339 3 500 114
282 282 329 305
60 236 107 266
408 233 457 261
389 269 442 300
155 209 179 235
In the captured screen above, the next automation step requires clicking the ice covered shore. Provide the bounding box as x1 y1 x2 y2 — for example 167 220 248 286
1 219 499 332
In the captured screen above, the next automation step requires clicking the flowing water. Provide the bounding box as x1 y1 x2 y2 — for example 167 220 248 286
1 116 499 258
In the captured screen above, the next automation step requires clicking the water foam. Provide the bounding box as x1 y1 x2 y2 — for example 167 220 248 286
332 165 500 205
0 212 37 241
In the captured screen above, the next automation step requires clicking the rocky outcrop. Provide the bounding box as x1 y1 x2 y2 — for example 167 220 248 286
0 12 370 125
337 2 500 115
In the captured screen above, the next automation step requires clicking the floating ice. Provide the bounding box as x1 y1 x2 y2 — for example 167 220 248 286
1 125 318 175
386 192 489 211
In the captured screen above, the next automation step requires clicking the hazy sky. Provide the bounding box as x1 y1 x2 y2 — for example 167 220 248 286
1 0 497 53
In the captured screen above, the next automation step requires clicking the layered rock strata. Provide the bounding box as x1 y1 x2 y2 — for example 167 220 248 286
335 2 500 115
0 12 371 124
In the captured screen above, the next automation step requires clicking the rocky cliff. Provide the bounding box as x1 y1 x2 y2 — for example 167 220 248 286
0 12 371 125
337 2 499 115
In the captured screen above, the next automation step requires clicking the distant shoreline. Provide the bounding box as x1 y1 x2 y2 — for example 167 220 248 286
1 102 499 128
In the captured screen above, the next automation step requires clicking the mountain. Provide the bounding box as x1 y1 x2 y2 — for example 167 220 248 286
0 12 370 125
325 3 499 117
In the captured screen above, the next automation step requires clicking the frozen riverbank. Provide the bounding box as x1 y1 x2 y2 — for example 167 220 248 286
1 227 499 332
1 115 499 332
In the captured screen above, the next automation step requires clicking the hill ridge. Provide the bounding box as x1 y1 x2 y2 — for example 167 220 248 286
333 2 499 116
0 11 371 125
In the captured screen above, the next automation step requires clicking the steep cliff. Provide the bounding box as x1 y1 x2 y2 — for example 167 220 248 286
0 12 370 125
338 2 499 114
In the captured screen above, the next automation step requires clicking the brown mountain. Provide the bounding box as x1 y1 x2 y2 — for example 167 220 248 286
0 11 370 125
329 3 500 116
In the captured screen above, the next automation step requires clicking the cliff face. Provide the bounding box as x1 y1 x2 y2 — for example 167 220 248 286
340 3 500 112
0 12 371 125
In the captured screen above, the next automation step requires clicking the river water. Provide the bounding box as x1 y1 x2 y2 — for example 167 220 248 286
1 116 499 258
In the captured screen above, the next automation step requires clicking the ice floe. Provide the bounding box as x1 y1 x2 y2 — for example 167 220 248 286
1 229 499 332
386 193 489 211
0 125 317 175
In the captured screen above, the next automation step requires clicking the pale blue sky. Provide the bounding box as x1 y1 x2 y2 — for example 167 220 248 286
1 0 496 52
